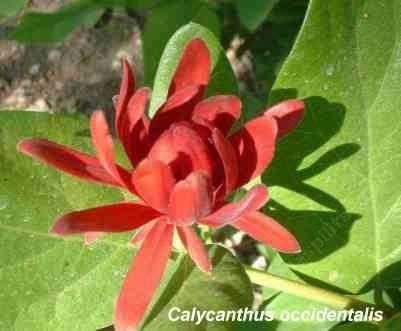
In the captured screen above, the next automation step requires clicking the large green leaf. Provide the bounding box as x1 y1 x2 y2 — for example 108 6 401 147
265 0 401 293
0 111 131 330
9 0 104 43
147 22 238 118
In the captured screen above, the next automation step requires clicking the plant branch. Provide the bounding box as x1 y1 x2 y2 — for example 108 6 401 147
244 266 398 320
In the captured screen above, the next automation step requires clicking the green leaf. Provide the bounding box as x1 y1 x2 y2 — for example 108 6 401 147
265 0 401 293
382 313 401 331
143 0 220 87
236 0 280 31
331 322 378 331
0 111 133 330
147 22 237 118
140 246 254 330
0 0 29 17
9 0 104 43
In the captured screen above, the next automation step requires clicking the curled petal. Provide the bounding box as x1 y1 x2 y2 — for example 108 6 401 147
50 202 161 235
114 221 174 331
169 172 213 226
192 96 241 135
149 123 214 179
200 185 269 228
115 60 135 140
212 128 238 196
233 211 301 253
90 111 133 191
169 38 211 95
149 85 202 139
17 139 123 187
265 100 305 139
122 88 151 166
177 226 212 273
229 116 277 188
132 158 176 213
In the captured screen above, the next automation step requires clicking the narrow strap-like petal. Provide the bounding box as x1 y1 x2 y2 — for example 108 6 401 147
200 185 269 228
233 211 301 253
212 128 238 196
18 139 123 187
115 60 135 141
192 95 241 135
149 123 215 180
177 226 212 273
130 219 158 245
114 220 174 331
168 171 213 226
229 115 277 188
169 38 211 96
50 202 161 235
84 232 104 245
121 88 151 166
132 158 176 213
265 100 305 139
90 111 133 191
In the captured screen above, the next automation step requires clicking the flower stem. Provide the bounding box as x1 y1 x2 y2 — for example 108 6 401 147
244 266 398 320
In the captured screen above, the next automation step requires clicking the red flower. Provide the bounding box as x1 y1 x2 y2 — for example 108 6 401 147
18 38 304 331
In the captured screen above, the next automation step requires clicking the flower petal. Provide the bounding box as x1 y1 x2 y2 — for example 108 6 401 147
114 220 173 331
121 87 151 166
212 128 238 196
177 226 212 273
84 232 104 245
229 115 277 188
130 219 158 245
200 185 269 228
132 158 176 213
90 111 133 191
149 123 215 179
168 171 213 226
265 100 305 139
17 139 123 187
115 60 135 140
149 85 201 139
233 211 301 253
169 38 211 95
50 202 161 235
192 96 241 135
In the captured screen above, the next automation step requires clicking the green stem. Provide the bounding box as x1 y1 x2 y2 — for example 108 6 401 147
244 266 398 320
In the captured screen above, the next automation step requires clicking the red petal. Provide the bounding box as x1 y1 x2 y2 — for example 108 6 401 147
121 88 151 166
233 211 301 253
115 60 135 140
229 115 277 188
168 172 213 226
149 123 214 179
265 100 304 139
212 128 238 196
130 219 158 245
114 221 174 331
84 232 104 245
192 96 241 135
149 85 201 138
177 226 212 273
17 139 123 187
169 38 211 95
200 185 269 228
50 202 161 235
132 159 176 213
90 111 133 191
